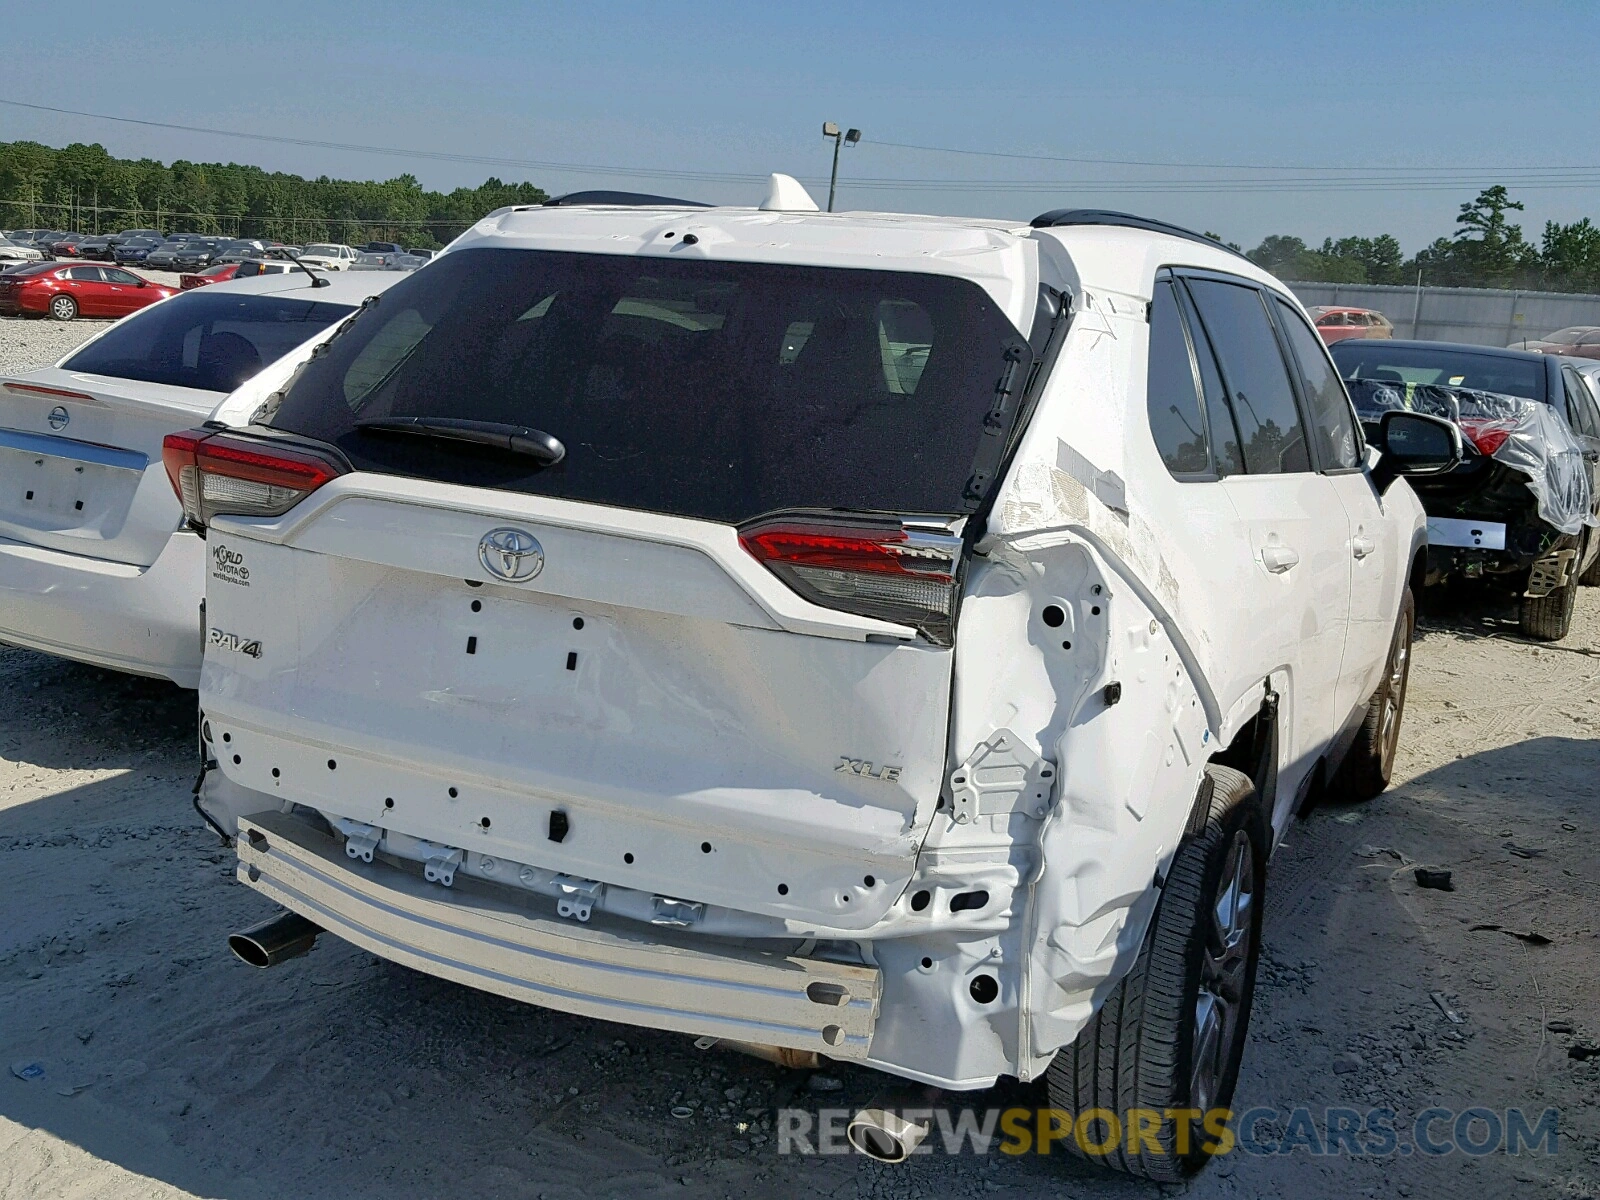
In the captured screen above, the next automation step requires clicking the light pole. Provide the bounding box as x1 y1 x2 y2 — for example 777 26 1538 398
822 122 861 213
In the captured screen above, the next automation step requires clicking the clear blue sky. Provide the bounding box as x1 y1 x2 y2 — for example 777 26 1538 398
2 0 1596 253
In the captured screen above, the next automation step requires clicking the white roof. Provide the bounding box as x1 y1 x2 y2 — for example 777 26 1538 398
1031 223 1286 302
451 205 1041 328
448 202 1292 327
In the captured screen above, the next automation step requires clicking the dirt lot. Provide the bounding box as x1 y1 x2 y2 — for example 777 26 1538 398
1 310 1598 1196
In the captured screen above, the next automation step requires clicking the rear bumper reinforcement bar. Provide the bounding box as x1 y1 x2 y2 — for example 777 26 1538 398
235 810 879 1058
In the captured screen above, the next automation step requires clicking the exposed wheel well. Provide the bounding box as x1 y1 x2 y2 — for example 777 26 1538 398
1409 545 1427 600
1204 692 1278 833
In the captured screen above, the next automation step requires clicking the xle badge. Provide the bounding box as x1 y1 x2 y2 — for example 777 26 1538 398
210 543 249 587
209 628 263 659
836 757 902 783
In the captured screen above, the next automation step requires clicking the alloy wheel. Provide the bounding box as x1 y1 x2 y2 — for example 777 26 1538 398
1377 609 1412 773
1190 829 1256 1114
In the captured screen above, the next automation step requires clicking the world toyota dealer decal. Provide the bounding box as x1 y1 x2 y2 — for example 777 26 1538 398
211 543 250 587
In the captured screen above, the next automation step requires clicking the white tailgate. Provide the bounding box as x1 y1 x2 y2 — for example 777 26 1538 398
201 477 953 930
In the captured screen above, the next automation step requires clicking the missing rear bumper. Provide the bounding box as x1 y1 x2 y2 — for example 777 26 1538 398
233 810 879 1058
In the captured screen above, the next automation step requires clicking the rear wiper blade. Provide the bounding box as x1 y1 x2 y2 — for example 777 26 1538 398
356 416 565 465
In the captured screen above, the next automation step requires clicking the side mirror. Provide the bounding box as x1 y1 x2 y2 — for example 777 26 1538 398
1371 410 1462 492
137 279 147 287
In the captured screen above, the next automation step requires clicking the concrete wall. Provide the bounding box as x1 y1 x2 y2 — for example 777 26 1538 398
1284 281 1600 348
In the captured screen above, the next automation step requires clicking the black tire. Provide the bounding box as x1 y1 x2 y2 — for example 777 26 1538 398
1044 765 1266 1182
1520 575 1577 641
1329 587 1415 802
47 293 77 321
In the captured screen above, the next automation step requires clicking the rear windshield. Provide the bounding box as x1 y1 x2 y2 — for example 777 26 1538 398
62 292 355 394
1329 342 1545 402
266 247 1024 524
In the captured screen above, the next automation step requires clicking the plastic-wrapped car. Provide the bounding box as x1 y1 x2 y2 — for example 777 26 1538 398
179 188 1455 1181
1331 339 1600 640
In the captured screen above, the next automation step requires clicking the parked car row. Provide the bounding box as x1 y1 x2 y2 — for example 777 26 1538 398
1 231 437 317
0 189 1452 1181
3 229 442 268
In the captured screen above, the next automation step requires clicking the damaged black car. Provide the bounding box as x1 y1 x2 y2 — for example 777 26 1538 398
1330 339 1600 640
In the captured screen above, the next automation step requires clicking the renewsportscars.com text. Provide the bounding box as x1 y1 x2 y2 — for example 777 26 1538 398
777 1105 1560 1157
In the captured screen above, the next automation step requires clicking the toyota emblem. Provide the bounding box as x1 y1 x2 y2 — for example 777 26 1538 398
478 527 544 582
47 405 69 431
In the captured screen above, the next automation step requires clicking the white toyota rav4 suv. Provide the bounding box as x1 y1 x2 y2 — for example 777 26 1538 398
179 184 1457 1179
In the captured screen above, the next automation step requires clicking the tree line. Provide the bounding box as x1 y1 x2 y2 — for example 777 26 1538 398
0 139 549 248
7 139 1596 291
1222 186 1600 294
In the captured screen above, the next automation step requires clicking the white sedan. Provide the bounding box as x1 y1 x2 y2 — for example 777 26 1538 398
0 270 401 686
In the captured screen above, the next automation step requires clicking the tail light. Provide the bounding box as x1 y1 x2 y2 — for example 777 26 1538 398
739 516 963 645
1457 418 1513 457
161 429 346 528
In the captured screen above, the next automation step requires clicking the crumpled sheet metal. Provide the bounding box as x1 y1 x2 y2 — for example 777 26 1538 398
1349 380 1596 536
994 316 1210 698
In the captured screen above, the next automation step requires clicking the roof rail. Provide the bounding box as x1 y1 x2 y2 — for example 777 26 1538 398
1029 208 1249 260
542 190 711 208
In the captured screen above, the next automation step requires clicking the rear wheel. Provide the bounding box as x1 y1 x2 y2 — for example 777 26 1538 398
1521 572 1577 641
1044 765 1266 1181
48 294 77 321
1329 587 1414 802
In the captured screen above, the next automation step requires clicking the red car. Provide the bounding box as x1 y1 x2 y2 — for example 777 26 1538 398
0 263 176 320
180 262 241 290
1308 305 1394 345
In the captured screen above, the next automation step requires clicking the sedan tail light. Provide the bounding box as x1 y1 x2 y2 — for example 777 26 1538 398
1457 418 1513 457
161 429 346 528
739 516 964 645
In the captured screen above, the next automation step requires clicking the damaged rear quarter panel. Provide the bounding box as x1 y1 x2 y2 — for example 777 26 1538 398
949 284 1254 1072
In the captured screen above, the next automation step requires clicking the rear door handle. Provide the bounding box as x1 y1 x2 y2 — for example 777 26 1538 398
1261 545 1300 573
1351 534 1376 559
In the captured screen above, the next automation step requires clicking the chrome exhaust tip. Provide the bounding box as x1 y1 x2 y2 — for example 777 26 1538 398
847 1100 933 1163
228 910 321 968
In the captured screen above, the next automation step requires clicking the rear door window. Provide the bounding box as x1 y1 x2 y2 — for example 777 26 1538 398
1185 278 1311 474
1146 279 1211 476
1174 282 1243 476
1563 368 1599 438
267 246 1028 524
1272 296 1362 470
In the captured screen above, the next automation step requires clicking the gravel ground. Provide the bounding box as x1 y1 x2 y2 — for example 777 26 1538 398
0 536 1598 1191
0 315 109 375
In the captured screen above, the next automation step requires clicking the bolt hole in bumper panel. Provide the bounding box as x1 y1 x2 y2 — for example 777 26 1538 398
234 811 879 1057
